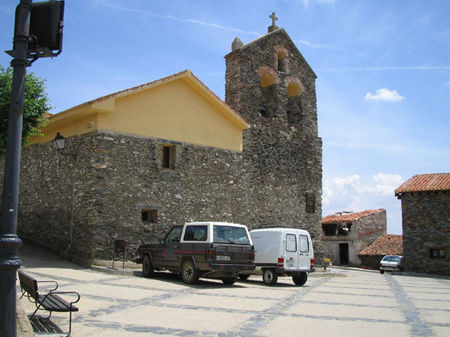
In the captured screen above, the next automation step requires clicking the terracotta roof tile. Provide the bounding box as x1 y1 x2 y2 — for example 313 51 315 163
358 235 403 256
395 173 450 195
322 209 385 224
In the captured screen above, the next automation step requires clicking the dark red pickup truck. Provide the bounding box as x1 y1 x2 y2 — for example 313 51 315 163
135 222 255 285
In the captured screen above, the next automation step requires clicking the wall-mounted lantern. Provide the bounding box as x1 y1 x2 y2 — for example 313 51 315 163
53 132 77 157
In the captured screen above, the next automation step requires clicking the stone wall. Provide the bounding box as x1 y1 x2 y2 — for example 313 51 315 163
354 210 387 254
6 126 322 265
359 255 384 270
7 132 242 265
400 191 450 275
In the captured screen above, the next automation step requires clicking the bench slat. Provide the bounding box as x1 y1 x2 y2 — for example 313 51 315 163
37 294 79 312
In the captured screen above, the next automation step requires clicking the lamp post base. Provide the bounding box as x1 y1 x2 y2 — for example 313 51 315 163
0 235 22 337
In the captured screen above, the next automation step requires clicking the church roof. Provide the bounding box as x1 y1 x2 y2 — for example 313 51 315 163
322 209 385 224
358 235 403 256
50 69 249 129
395 173 450 195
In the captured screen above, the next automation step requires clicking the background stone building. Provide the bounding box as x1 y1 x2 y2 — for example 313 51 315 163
322 209 387 266
395 173 450 275
1 23 323 266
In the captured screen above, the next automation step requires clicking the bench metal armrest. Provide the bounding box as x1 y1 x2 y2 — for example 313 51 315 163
37 280 59 292
47 291 81 306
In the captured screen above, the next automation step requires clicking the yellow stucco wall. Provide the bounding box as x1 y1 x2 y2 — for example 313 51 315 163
98 78 244 151
29 113 98 145
28 72 248 152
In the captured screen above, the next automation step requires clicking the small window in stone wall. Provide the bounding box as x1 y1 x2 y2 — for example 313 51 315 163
162 144 176 169
142 209 158 223
305 191 315 213
260 84 278 118
286 83 303 125
277 51 287 72
287 96 303 125
429 248 446 259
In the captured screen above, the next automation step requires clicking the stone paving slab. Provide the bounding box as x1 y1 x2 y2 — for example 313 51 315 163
285 302 406 321
259 316 411 337
96 305 253 333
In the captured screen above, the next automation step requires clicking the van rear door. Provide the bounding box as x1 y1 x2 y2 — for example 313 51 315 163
298 234 311 270
284 232 298 270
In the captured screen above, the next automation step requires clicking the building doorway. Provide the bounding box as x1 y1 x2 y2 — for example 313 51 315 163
339 243 349 265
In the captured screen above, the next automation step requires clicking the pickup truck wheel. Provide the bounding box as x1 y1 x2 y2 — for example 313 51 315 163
222 277 237 285
181 259 199 284
142 255 154 278
292 272 308 286
262 269 278 285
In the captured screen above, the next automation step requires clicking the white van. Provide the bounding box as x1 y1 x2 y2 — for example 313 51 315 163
239 228 315 286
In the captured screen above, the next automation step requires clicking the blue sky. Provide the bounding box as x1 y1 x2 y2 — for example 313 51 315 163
1 0 449 234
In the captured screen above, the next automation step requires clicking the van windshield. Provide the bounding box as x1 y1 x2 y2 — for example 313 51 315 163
213 225 250 244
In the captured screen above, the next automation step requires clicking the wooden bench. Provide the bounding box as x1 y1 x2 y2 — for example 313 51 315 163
18 270 80 337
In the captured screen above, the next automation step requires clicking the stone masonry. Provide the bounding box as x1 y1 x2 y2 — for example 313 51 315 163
398 191 450 275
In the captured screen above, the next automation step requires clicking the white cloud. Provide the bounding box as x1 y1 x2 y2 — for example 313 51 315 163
365 88 405 102
363 173 404 195
323 173 404 234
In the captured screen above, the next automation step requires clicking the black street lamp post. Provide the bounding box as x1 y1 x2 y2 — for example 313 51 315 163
1 1 64 335
0 1 32 336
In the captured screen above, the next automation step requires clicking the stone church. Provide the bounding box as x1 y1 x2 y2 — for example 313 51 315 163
3 18 323 266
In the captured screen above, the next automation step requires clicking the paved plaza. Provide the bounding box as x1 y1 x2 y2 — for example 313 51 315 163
17 244 450 337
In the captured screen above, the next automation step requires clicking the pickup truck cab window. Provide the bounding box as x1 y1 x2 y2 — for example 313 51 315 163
166 226 182 243
213 225 250 244
183 225 208 241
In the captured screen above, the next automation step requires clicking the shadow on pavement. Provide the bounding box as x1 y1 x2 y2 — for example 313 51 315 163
18 240 86 270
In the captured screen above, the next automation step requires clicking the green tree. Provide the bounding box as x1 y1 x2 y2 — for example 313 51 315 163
0 65 51 152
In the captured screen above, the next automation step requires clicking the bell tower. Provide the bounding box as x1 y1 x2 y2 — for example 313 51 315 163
224 14 323 259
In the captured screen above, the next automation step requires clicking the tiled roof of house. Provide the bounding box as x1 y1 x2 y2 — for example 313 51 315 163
322 209 385 224
358 234 403 256
395 173 450 195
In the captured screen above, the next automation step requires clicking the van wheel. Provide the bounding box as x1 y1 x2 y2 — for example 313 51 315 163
181 259 199 284
292 272 308 286
142 255 154 278
262 269 278 285
380 270 385 274
222 277 237 285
